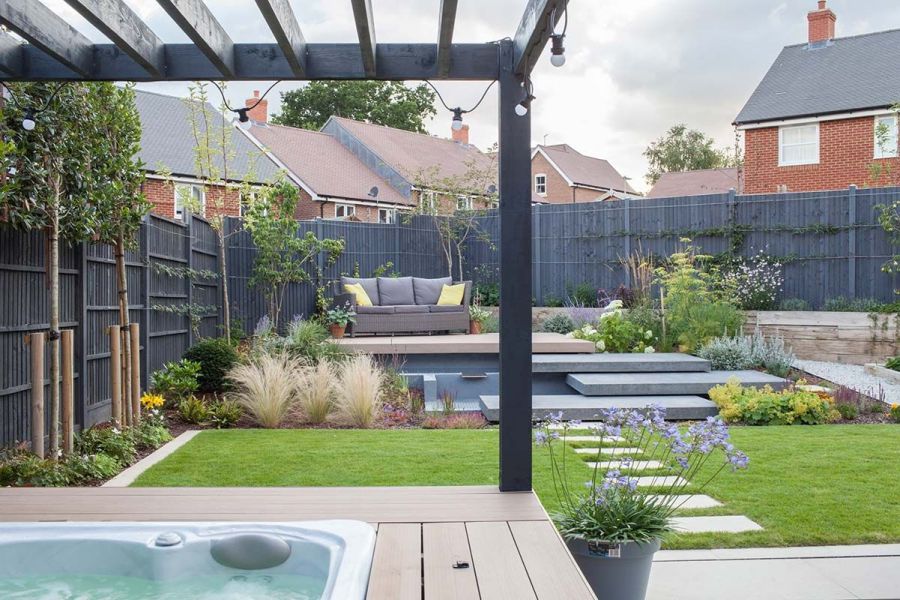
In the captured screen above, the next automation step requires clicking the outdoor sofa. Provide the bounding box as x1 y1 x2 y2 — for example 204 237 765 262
335 276 471 336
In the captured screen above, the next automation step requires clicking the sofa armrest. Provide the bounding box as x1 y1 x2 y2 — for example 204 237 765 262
456 281 473 307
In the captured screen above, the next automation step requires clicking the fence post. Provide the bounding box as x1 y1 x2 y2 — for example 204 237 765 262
848 185 857 299
533 207 542 305
623 198 632 287
184 213 194 348
394 217 401 276
140 218 151 391
27 332 45 458
74 241 88 433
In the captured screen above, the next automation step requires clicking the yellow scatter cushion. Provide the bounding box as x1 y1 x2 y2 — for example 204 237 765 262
437 283 465 306
343 283 373 307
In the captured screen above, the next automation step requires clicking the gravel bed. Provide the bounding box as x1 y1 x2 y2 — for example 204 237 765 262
793 360 900 405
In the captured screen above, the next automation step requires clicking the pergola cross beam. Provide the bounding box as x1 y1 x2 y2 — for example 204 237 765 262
349 0 377 78
156 0 235 78
0 0 94 77
254 0 307 78
436 0 459 78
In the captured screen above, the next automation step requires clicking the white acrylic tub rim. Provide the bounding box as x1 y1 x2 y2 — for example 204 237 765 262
0 520 376 600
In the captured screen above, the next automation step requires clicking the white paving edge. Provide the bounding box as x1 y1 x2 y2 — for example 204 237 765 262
655 543 900 562
575 447 644 455
648 494 723 509
586 460 663 470
103 430 200 487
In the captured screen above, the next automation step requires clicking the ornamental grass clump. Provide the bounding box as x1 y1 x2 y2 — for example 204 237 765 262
536 407 748 545
297 361 336 424
228 354 300 428
335 354 384 428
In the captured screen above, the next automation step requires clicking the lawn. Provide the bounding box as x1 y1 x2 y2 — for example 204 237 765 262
134 425 900 550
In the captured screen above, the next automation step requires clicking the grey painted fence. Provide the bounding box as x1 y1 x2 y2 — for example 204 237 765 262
2 186 898 446
465 185 899 308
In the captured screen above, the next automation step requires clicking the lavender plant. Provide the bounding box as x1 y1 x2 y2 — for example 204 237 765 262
536 408 748 544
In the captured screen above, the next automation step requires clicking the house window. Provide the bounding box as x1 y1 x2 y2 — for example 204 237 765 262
778 123 819 166
534 174 547 195
874 114 899 159
173 183 205 220
334 203 355 219
456 195 473 211
239 190 258 217
421 191 437 214
378 208 396 224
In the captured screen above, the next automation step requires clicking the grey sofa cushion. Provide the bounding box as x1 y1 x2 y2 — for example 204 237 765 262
377 277 415 306
393 305 429 314
429 304 466 313
340 276 380 306
356 305 395 314
412 277 452 305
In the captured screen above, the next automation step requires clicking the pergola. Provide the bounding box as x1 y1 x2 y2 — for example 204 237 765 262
0 0 569 492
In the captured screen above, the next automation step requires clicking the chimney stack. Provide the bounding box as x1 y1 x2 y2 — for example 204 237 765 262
245 90 268 123
808 0 836 45
452 123 470 145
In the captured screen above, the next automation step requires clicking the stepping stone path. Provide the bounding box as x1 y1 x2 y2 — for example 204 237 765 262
632 476 688 487
648 494 722 509
586 460 663 470
575 447 643 456
560 435 625 443
671 516 763 533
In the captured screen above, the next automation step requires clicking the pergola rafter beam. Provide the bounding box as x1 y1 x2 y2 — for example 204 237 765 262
254 0 307 78
512 0 568 76
436 0 459 78
349 0 376 77
0 0 94 77
62 0 166 78
0 30 23 77
155 0 234 78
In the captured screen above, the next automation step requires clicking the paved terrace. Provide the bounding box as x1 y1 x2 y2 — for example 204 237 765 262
336 332 596 354
0 486 596 600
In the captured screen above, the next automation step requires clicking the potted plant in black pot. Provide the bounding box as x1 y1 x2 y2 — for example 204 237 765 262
536 408 749 600
325 304 356 339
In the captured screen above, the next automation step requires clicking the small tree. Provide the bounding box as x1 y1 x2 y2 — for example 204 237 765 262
644 124 737 185
243 178 344 327
411 150 498 281
1 83 107 455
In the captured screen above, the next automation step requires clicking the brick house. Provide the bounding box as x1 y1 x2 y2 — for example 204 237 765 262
531 144 637 203
245 101 497 221
647 168 740 198
735 1 900 194
134 90 281 220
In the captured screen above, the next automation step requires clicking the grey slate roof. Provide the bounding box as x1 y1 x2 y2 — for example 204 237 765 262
134 89 281 184
734 29 900 125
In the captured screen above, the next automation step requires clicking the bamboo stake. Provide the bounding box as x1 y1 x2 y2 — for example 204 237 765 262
61 330 74 455
27 332 45 459
120 328 131 427
129 323 141 424
109 325 122 424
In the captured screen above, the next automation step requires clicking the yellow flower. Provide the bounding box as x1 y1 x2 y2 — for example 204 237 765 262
141 393 165 410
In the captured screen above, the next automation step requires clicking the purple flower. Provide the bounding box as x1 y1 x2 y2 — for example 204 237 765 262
534 431 548 446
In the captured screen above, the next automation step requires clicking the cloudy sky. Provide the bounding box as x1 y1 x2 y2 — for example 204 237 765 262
43 0 900 192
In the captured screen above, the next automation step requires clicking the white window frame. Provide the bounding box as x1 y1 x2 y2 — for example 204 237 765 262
874 114 899 159
378 207 397 224
239 189 258 217
334 203 356 219
421 190 438 214
778 123 819 167
534 173 547 195
456 195 473 211
173 183 206 220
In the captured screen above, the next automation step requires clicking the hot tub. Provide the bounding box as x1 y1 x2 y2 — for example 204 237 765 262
0 520 375 599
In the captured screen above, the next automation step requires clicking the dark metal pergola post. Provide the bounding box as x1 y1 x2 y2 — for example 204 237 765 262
497 39 533 492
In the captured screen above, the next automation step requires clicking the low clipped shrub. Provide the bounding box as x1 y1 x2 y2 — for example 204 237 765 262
422 413 486 429
824 296 885 312
183 338 239 393
779 298 810 311
835 403 858 421
229 354 300 428
542 313 575 334
696 335 755 370
208 398 244 429
335 354 383 428
708 378 838 425
75 425 137 466
177 395 209 425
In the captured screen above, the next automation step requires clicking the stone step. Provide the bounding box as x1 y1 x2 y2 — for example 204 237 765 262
532 353 711 374
574 447 643 456
566 370 787 397
671 515 763 533
585 460 663 470
649 494 722 510
634 476 687 488
480 395 718 422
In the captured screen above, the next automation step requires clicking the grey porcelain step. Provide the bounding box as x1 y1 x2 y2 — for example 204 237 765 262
566 370 787 397
478 394 718 421
533 353 711 374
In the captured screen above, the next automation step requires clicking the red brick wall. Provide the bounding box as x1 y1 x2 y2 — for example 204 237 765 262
532 153 573 203
743 116 900 194
142 177 241 220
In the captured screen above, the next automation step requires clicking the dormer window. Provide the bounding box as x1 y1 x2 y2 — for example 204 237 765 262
534 174 547 195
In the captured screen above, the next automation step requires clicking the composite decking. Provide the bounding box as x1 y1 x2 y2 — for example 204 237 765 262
336 332 596 355
0 486 596 600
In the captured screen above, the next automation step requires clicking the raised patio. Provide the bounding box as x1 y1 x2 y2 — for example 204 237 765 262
0 486 596 600
336 332 596 355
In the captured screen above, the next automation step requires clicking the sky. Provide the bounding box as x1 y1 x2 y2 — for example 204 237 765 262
41 0 900 192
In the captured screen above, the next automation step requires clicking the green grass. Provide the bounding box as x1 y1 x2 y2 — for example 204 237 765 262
134 425 900 549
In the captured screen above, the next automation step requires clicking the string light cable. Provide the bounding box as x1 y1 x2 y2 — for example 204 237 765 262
210 80 281 131
424 79 497 132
